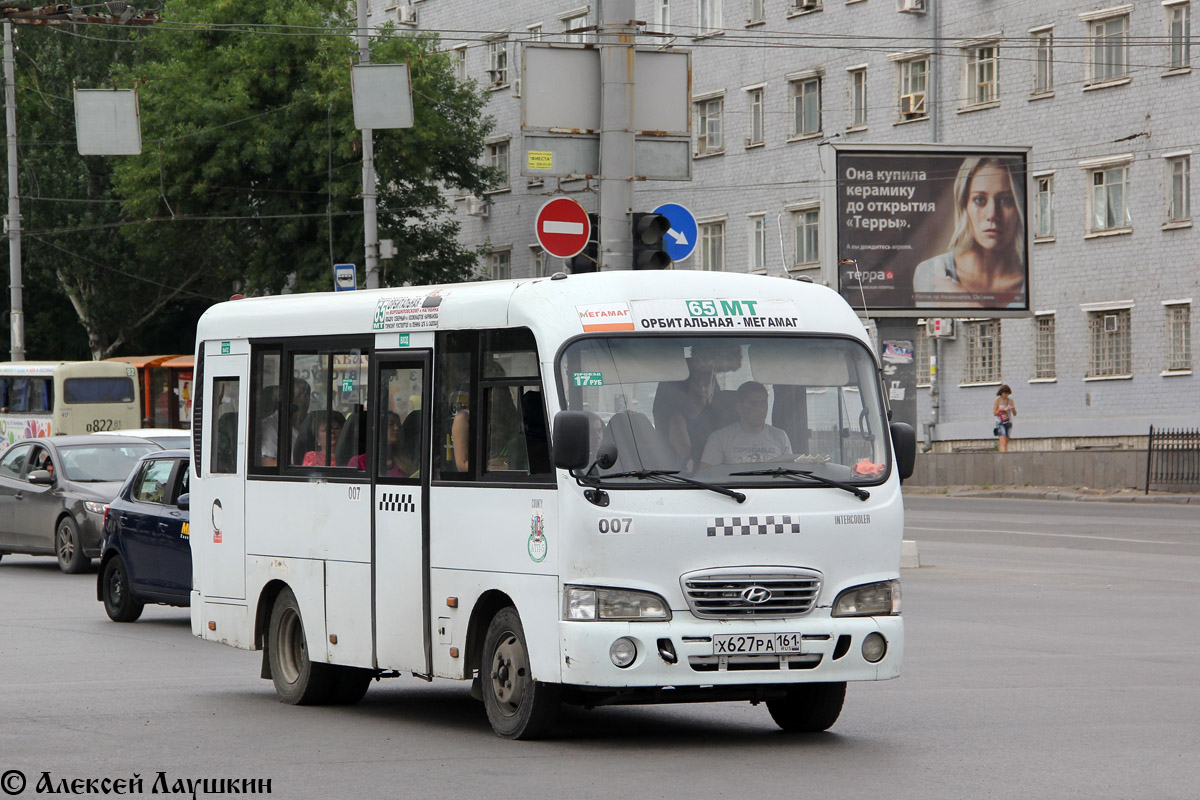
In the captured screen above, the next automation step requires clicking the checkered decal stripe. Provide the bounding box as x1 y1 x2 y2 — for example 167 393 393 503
707 515 798 536
379 492 416 513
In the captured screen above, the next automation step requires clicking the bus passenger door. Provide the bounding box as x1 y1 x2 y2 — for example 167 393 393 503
372 355 430 673
197 354 248 601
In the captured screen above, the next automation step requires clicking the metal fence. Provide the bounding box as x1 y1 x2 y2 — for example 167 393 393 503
1145 426 1200 493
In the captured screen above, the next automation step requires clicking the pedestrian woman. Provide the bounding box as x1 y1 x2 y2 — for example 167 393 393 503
993 384 1016 452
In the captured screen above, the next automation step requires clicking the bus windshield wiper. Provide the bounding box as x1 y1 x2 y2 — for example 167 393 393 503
729 467 870 501
601 469 746 504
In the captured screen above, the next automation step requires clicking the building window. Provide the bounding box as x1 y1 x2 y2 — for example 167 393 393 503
486 37 509 86
1034 173 1055 239
962 320 1002 384
1168 2 1191 70
744 87 764 146
1166 303 1192 371
695 96 724 155
789 0 820 13
898 57 928 119
487 250 512 280
1088 14 1128 84
793 207 819 266
698 0 722 34
1168 155 1191 223
1034 314 1056 379
790 77 821 137
453 46 467 82
652 0 671 34
749 0 765 24
486 140 510 191
1086 308 1132 378
915 327 930 388
527 23 543 42
965 44 999 106
1033 29 1054 93
849 67 867 128
530 246 547 278
698 222 725 271
562 13 588 43
749 215 767 272
1087 163 1131 233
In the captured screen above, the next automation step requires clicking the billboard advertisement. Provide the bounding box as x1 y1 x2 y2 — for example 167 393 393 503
835 147 1030 316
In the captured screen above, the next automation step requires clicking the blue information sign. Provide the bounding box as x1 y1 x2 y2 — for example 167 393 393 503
652 203 698 263
333 263 357 292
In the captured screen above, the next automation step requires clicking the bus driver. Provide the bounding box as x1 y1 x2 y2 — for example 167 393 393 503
699 381 791 467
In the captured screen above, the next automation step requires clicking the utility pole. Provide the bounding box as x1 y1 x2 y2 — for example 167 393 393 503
597 0 635 271
357 0 380 289
4 20 22 360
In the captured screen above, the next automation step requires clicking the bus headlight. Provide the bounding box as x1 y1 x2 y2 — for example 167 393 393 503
831 580 901 617
564 586 671 621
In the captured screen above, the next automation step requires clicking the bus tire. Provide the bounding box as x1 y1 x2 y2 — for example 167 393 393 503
267 587 335 705
481 607 560 739
328 667 373 705
56 517 89 574
102 556 144 622
765 682 846 733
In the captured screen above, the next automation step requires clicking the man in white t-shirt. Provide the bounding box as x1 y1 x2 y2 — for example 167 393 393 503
700 381 791 467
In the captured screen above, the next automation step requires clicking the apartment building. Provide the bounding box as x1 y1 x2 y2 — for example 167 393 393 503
365 0 1197 448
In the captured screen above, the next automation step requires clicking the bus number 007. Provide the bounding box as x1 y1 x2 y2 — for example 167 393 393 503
347 486 362 501
597 518 633 534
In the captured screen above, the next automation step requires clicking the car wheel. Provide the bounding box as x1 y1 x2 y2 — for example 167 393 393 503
481 607 560 739
765 682 846 733
267 587 335 705
101 556 144 622
55 517 90 574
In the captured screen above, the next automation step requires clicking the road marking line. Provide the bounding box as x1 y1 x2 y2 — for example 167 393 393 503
904 526 1192 546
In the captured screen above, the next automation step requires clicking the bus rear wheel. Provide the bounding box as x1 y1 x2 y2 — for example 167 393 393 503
481 607 560 739
765 682 846 732
267 587 335 705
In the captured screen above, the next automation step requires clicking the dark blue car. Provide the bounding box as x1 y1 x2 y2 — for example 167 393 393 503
96 449 191 622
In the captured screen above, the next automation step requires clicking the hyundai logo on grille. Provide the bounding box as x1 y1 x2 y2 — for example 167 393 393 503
741 586 772 604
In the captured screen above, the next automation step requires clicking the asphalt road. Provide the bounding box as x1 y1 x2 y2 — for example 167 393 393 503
1 496 1197 800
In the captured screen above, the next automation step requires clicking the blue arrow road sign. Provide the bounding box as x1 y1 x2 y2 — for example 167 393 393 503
652 203 698 263
333 263 357 292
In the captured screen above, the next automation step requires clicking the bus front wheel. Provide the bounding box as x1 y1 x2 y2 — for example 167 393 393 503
481 607 560 739
765 682 846 732
267 587 335 705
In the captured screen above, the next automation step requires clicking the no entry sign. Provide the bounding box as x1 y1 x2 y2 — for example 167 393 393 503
535 197 591 259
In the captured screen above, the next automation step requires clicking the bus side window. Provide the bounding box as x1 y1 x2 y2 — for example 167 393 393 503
434 335 473 480
211 378 240 475
251 350 281 469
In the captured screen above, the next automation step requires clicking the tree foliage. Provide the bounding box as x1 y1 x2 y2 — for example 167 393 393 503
4 0 494 360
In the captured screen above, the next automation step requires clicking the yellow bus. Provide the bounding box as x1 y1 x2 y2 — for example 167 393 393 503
0 361 142 443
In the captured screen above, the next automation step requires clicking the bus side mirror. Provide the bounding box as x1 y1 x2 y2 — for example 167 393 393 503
552 411 591 471
890 422 916 481
176 493 190 511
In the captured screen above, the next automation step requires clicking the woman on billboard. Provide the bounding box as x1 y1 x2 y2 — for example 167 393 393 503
912 156 1026 308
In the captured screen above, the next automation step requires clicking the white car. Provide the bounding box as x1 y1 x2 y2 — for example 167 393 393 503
94 428 191 450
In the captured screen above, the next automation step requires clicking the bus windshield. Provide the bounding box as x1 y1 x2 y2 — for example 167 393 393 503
558 335 890 486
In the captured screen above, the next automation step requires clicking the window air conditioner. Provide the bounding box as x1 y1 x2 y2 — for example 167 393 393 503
900 92 926 116
397 5 416 24
898 0 926 12
465 197 489 217
1103 314 1120 333
928 318 956 339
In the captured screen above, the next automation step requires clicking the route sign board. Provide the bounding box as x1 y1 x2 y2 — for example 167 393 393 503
535 198 591 259
652 203 698 263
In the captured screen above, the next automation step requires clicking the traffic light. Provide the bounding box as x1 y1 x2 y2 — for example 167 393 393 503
632 212 671 269
567 214 599 273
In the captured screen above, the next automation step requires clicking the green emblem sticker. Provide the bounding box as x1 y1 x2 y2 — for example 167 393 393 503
397 333 411 347
341 377 355 393
221 341 231 355
572 372 604 387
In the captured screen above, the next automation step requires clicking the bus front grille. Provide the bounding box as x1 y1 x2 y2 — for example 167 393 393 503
680 568 823 619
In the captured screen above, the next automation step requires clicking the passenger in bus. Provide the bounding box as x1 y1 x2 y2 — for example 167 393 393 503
653 364 716 471
346 411 412 477
700 381 792 467
450 360 520 472
298 411 346 467
259 379 310 467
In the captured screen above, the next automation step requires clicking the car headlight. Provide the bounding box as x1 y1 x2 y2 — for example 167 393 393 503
84 501 106 515
563 586 671 621
831 580 901 617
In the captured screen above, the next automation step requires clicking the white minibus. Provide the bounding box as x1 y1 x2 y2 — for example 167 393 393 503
189 271 915 738
0 361 142 444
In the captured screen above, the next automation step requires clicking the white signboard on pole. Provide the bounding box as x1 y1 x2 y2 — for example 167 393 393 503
352 64 414 130
73 89 142 155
